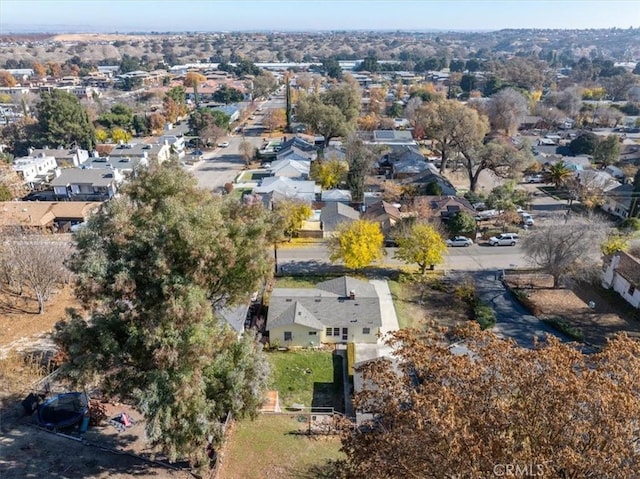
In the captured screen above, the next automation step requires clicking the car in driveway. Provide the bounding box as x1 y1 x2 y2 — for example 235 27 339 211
488 233 519 246
217 141 229 148
446 236 474 247
524 173 545 183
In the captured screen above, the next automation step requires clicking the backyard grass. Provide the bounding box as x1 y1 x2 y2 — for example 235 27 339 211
216 414 343 479
267 350 340 409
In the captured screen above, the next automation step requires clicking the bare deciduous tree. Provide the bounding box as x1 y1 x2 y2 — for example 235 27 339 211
521 215 607 288
487 87 528 135
1 232 72 314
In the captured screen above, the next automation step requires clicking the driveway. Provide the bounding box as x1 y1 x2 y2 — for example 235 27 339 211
472 270 570 348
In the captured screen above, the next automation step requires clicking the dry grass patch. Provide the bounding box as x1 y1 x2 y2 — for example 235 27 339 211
506 274 640 346
216 414 343 479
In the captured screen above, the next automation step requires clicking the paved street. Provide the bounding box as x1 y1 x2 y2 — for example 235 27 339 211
276 243 529 273
187 94 285 191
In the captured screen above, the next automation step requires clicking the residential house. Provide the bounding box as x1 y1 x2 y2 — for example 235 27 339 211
320 189 352 203
50 168 123 201
267 276 383 347
159 135 186 159
12 154 58 187
362 200 402 237
320 202 360 238
28 147 89 168
253 177 319 204
602 251 640 308
400 167 457 196
603 184 635 219
84 155 149 175
0 201 101 232
576 169 621 193
276 137 318 162
367 129 415 146
269 158 310 179
105 142 171 165
323 146 347 162
212 104 241 123
415 195 477 222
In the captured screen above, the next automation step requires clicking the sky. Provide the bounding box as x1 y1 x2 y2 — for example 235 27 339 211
0 0 638 33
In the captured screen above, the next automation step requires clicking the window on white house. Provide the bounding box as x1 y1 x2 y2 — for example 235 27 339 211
308 331 317 336
362 327 371 335
629 285 636 296
284 331 292 341
333 327 340 336
326 327 333 336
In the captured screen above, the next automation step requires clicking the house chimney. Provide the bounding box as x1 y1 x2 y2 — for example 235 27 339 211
349 290 356 300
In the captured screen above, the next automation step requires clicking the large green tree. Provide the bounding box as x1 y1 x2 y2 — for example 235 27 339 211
345 136 382 203
35 89 96 151
55 164 275 469
295 83 361 147
593 134 620 167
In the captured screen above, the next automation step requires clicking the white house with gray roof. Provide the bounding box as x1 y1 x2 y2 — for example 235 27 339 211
50 168 123 201
12 154 58 187
105 142 171 164
267 276 382 347
28 147 89 168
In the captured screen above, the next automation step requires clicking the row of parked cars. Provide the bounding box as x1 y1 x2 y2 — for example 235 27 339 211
445 232 520 247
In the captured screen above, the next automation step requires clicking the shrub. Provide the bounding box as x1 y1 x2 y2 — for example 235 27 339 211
619 218 640 232
454 281 476 304
473 301 496 329
542 316 584 341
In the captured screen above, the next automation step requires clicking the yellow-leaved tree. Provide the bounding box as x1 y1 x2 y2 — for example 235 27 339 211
111 127 132 144
394 222 447 274
310 158 348 189
329 220 384 271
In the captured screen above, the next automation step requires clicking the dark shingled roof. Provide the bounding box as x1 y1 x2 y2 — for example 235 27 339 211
267 276 382 329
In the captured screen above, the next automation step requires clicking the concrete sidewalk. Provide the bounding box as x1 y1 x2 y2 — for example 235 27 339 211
370 279 400 339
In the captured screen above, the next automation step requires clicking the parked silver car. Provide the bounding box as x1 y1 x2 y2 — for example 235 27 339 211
446 236 473 247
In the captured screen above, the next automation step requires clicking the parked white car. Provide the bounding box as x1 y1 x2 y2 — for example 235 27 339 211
520 212 534 226
488 233 519 246
524 173 545 183
446 236 474 247
217 141 230 148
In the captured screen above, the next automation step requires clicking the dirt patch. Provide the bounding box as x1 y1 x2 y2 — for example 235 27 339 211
0 288 200 478
389 274 471 330
0 286 80 357
505 274 640 346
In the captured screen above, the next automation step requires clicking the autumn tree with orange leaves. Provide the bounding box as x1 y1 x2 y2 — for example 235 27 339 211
340 325 640 479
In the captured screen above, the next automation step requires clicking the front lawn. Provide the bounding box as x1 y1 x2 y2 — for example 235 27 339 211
267 350 341 410
216 415 343 479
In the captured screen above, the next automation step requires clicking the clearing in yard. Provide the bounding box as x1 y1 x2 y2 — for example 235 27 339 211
216 414 343 479
387 274 471 330
267 350 342 411
505 273 640 346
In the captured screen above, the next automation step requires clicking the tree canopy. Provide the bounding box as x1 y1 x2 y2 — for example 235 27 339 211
55 163 276 469
34 89 96 151
394 222 447 274
342 325 640 478
295 83 360 147
328 220 384 270
569 132 599 155
521 215 606 287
